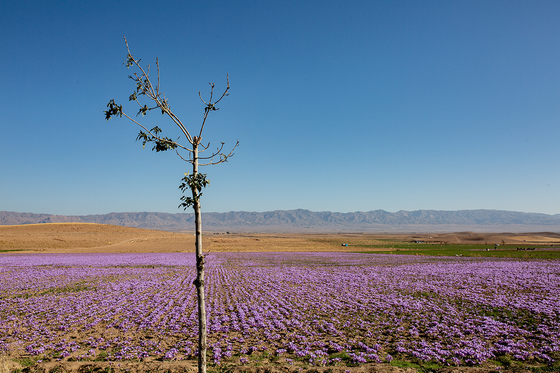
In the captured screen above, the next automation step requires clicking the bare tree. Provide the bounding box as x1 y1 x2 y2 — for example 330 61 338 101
104 36 238 373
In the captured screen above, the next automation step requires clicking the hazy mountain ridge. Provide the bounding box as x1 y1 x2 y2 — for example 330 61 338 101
2 209 560 233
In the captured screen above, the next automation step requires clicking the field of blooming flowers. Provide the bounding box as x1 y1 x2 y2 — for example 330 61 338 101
0 252 559 371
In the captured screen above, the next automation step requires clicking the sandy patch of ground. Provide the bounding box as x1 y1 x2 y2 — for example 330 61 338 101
509 234 560 243
0 224 352 253
3 358 527 373
0 223 193 253
1 223 559 254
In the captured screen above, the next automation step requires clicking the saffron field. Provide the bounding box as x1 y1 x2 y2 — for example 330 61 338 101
0 252 558 370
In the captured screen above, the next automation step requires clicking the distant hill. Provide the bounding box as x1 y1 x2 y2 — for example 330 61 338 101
2 209 560 233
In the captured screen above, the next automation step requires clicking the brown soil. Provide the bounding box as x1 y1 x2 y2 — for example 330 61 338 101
0 223 193 253
4 358 530 373
403 231 560 245
1 223 559 254
0 223 346 253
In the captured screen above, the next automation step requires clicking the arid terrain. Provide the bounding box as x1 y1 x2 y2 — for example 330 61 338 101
1 224 559 373
1 223 559 254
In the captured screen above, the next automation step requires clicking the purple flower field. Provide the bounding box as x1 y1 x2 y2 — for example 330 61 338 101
0 252 558 368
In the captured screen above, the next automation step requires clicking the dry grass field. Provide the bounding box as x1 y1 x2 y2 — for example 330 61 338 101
0 223 344 253
1 223 558 254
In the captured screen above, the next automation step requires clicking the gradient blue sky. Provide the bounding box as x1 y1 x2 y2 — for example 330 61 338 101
1 1 559 216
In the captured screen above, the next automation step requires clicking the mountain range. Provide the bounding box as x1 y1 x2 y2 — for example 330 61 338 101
2 209 560 233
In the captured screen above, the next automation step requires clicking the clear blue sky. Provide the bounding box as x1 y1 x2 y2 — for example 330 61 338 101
1 1 559 216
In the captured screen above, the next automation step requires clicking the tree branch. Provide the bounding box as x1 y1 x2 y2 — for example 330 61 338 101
106 36 237 167
199 140 239 166
124 36 195 145
198 74 230 140
121 111 193 153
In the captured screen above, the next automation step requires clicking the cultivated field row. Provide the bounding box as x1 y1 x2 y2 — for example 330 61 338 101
0 252 558 371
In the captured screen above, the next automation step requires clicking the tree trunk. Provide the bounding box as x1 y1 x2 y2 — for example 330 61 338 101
192 141 207 373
